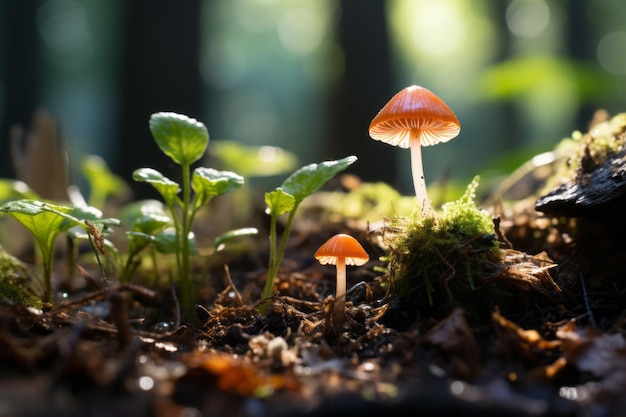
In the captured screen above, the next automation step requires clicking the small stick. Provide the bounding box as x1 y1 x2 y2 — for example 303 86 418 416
579 272 597 327
170 271 182 328
85 220 108 286
48 282 156 315
223 264 243 306
108 289 132 348
493 216 513 249
76 264 103 290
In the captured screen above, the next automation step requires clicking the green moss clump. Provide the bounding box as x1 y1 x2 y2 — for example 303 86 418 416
386 176 502 318
547 113 626 191
0 245 42 308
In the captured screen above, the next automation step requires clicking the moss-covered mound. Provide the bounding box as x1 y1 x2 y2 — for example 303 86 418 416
385 177 560 323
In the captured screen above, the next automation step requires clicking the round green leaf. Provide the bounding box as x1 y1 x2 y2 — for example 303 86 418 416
119 200 171 234
153 228 197 255
264 188 296 216
132 168 181 205
0 179 38 202
149 112 208 166
125 230 156 253
81 155 129 207
214 227 258 251
281 155 357 203
192 167 244 207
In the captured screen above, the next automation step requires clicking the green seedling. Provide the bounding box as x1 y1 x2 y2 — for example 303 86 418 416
213 227 259 252
0 199 121 305
260 155 357 311
0 180 40 252
0 179 38 202
133 112 244 318
117 200 172 283
118 199 256 286
81 155 130 208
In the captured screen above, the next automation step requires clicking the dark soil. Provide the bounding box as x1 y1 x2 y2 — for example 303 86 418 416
4 111 626 416
1 191 625 417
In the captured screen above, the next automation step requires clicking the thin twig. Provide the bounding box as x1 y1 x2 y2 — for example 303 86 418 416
48 283 156 315
108 289 132 348
223 264 243 306
76 264 103 290
493 216 513 249
170 271 182 328
85 220 108 286
434 247 455 301
579 272 597 327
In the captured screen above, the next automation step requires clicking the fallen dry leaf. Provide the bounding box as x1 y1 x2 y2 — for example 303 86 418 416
180 351 300 397
492 309 561 370
557 322 626 395
424 308 481 380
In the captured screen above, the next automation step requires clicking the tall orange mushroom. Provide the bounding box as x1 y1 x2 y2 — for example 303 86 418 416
369 85 461 217
314 234 369 331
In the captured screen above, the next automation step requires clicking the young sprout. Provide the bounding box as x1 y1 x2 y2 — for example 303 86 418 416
314 234 369 332
259 156 357 313
134 112 244 319
368 85 460 218
0 199 120 305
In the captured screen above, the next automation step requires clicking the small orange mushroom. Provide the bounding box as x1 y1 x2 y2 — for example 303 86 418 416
369 85 460 217
314 234 369 331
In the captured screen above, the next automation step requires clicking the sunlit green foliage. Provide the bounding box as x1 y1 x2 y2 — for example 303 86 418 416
117 200 172 283
81 155 130 208
0 200 121 305
211 140 299 178
134 112 244 318
0 179 38 203
480 56 610 102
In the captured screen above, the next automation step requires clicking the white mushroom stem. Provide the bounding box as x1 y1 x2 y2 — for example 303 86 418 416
333 257 347 331
410 133 435 217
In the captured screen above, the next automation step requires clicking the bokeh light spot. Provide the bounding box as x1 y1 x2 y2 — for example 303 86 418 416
201 40 249 89
138 376 154 391
408 2 465 57
37 0 91 54
597 31 626 74
506 0 550 38
278 7 326 55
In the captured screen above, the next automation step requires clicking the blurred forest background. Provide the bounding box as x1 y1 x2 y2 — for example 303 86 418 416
0 0 625 197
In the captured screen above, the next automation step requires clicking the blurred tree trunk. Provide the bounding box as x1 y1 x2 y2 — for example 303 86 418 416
564 0 595 129
327 0 396 186
0 1 43 178
117 0 202 197
492 1 520 152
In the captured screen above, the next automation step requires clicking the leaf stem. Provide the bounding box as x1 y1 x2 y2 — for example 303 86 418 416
40 245 53 305
266 212 278 282
179 163 193 318
259 204 298 311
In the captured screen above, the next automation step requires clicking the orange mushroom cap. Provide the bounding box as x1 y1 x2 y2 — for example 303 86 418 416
368 85 460 148
314 234 369 266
